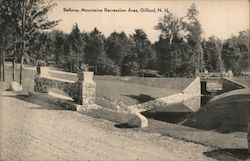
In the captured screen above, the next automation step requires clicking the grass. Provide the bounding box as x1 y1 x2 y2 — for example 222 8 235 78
3 64 194 105
181 88 250 133
3 63 249 152
44 71 194 105
95 79 181 105
232 76 250 87
80 106 248 150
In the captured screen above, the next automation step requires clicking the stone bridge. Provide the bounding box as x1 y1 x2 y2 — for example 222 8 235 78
200 73 246 94
34 67 96 108
33 67 249 153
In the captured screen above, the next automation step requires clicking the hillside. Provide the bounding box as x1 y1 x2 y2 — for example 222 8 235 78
181 88 250 133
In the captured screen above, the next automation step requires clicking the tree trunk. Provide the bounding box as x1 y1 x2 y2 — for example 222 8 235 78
70 60 73 72
12 49 15 81
95 64 97 75
20 55 24 85
1 36 5 82
2 48 5 82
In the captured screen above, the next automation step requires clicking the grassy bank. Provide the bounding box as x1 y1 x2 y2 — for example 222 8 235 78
181 88 250 133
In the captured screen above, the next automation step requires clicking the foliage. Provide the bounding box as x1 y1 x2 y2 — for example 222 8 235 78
84 28 106 70
96 53 120 76
138 70 161 77
65 23 85 72
202 36 222 72
121 54 140 76
2 1 248 78
183 3 204 73
130 29 157 71
51 30 67 67
154 10 188 77
106 31 132 67
154 3 204 77
222 30 249 76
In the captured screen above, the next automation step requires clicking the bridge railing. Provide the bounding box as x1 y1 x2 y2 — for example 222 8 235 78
34 67 96 107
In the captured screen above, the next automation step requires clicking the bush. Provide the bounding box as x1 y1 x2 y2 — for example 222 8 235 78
121 61 140 76
97 56 120 76
139 70 161 77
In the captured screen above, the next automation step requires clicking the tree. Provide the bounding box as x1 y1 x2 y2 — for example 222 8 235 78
16 0 59 84
237 30 249 75
183 3 204 74
155 9 185 45
51 30 67 67
106 31 132 70
96 52 120 76
84 28 106 73
222 30 249 76
0 0 20 81
121 54 140 76
202 36 222 72
67 23 84 72
222 37 240 75
30 32 52 61
130 29 157 73
154 10 186 76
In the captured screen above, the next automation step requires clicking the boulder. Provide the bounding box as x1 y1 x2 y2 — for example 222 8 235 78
127 112 148 128
9 81 23 92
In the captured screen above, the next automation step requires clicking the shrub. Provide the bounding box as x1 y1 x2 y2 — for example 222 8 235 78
97 56 120 76
139 70 161 77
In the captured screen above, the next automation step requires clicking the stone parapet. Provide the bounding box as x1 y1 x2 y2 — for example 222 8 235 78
34 67 96 107
222 78 246 93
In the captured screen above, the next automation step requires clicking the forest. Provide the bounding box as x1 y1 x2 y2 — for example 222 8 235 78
0 0 249 83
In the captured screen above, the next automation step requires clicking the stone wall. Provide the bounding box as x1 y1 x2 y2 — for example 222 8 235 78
128 77 201 113
183 77 200 96
34 67 96 106
222 78 246 93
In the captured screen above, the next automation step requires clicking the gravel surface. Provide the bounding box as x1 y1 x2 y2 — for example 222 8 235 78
0 91 216 161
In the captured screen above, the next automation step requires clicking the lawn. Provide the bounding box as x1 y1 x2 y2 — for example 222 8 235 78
47 70 194 105
3 64 250 107
4 64 193 106
232 76 250 87
181 88 250 133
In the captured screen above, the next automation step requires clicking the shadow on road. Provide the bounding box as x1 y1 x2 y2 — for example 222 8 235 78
203 148 250 161
114 123 134 129
5 93 65 111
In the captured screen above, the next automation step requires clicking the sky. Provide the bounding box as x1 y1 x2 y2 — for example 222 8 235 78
48 0 249 42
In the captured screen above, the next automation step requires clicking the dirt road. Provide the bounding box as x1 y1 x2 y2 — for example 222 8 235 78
0 91 215 161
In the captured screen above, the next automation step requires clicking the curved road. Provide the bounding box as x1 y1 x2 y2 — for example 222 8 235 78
0 91 215 161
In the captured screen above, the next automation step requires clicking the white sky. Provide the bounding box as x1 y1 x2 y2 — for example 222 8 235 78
48 0 249 42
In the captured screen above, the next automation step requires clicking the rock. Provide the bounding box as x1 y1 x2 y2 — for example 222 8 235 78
127 112 148 128
9 81 23 92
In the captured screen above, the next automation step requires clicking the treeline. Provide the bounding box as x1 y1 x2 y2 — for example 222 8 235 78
1 1 249 81
29 4 249 77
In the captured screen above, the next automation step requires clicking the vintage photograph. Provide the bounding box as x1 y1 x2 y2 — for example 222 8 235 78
0 0 249 160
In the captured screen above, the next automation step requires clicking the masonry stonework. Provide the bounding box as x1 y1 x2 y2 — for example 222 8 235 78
34 67 96 106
